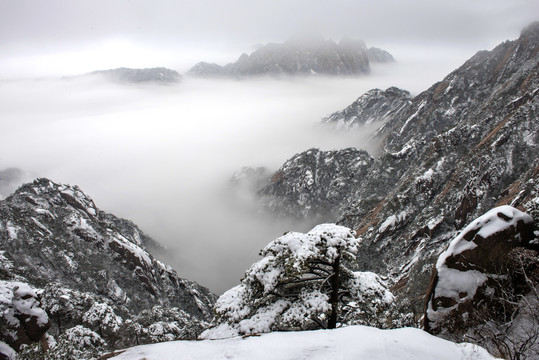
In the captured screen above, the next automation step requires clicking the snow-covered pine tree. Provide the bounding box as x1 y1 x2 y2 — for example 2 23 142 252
201 224 394 339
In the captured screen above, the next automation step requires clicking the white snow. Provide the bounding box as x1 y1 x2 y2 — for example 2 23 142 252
31 217 53 235
10 283 49 326
0 341 16 360
304 170 314 186
432 267 488 302
378 210 410 233
388 139 416 158
399 100 426 135
379 215 397 233
64 325 105 349
35 208 55 218
0 251 13 271
83 302 123 332
416 168 434 183
109 232 152 269
427 215 444 230
351 271 395 305
429 206 534 321
110 325 498 360
6 222 19 239
436 206 533 268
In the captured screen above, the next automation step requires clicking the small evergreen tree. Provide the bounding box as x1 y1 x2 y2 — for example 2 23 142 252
201 224 394 339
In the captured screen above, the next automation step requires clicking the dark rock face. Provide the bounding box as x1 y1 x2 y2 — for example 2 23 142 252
0 178 216 358
258 22 539 323
90 67 181 83
424 206 534 332
322 87 411 129
259 148 374 221
188 37 393 78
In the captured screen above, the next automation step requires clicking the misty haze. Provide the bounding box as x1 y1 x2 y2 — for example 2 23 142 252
0 60 457 293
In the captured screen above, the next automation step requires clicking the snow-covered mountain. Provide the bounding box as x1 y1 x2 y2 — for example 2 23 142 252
1 22 538 360
0 179 215 358
187 36 393 78
253 22 539 357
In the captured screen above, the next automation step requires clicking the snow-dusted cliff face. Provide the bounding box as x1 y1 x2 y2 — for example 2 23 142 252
259 148 374 221
188 37 392 78
257 22 539 318
322 87 411 130
0 178 216 357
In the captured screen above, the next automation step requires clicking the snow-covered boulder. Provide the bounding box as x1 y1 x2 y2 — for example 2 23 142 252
0 281 50 351
424 206 537 358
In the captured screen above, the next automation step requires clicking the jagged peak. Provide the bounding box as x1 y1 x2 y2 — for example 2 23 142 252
9 178 98 216
520 20 539 41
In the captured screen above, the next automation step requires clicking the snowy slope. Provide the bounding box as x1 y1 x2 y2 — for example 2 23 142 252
109 325 497 360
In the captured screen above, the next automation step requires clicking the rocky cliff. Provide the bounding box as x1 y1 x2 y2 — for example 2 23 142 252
0 179 216 358
257 21 539 328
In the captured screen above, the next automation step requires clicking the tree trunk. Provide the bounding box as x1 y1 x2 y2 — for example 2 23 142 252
328 255 340 329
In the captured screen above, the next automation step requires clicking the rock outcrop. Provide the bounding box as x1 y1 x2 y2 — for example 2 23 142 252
322 87 411 130
424 206 537 359
259 148 374 221
424 206 534 331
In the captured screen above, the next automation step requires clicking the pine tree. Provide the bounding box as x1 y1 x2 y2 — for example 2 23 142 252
201 224 394 339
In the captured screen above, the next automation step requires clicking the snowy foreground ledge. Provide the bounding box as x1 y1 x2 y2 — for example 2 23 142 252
109 325 497 360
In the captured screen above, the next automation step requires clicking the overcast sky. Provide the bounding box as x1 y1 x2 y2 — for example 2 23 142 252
1 0 538 76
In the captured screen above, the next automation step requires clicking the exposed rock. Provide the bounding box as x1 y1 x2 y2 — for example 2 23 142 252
89 67 181 83
424 206 538 359
0 341 16 360
322 87 411 130
259 148 374 221
188 37 393 78
0 282 50 351
424 206 534 332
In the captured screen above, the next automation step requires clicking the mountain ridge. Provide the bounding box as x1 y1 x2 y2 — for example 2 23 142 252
257 20 539 326
0 178 216 358
188 37 393 78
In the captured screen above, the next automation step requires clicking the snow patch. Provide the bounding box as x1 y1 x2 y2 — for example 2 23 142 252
6 222 19 239
112 325 497 360
436 206 533 268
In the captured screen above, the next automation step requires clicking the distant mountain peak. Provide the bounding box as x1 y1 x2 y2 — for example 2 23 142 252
187 37 393 78
88 67 181 84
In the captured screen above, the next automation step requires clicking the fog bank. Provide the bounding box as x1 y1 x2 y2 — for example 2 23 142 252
0 56 481 293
